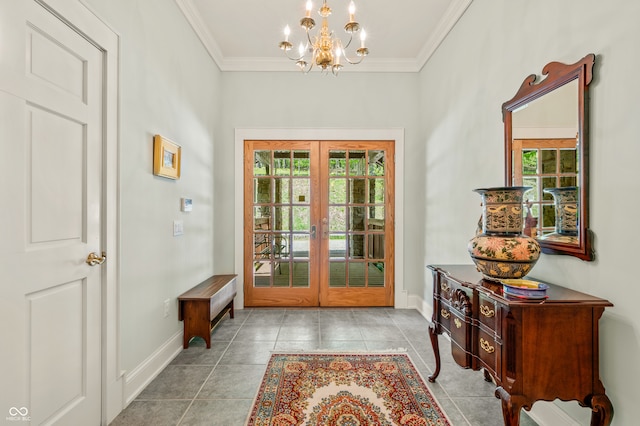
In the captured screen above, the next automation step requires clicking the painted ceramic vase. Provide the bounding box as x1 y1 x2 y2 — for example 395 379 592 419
467 186 541 280
543 186 578 236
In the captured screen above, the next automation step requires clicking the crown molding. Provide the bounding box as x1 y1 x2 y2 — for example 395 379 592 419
176 0 473 74
416 0 474 71
174 0 224 69
218 57 421 73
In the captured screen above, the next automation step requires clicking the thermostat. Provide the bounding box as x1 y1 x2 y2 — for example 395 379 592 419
181 198 193 212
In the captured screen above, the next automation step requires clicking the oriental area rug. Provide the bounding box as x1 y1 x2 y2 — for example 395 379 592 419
245 353 451 426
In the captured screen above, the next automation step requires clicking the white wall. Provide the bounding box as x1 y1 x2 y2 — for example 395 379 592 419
66 1 639 423
215 72 422 303
82 0 221 373
419 0 640 424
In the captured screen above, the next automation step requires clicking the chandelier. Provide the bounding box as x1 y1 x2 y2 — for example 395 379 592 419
278 0 369 75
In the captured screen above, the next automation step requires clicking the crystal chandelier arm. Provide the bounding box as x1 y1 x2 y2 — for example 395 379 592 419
342 29 368 64
338 36 364 65
341 51 366 65
283 47 305 61
341 33 354 50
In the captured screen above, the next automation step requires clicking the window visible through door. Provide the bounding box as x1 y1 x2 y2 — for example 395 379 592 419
243 140 394 307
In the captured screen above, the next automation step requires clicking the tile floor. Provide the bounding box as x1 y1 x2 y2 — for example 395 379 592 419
109 308 538 426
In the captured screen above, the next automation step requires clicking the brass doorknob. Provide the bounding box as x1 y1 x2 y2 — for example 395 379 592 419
86 252 106 266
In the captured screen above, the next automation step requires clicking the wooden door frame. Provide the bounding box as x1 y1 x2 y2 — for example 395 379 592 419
234 128 406 309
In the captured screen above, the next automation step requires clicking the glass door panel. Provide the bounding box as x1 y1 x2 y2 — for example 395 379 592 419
244 141 319 306
320 142 394 306
245 140 394 307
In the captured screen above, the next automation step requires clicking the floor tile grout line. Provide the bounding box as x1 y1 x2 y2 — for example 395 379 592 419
175 309 252 425
112 309 527 425
386 314 475 426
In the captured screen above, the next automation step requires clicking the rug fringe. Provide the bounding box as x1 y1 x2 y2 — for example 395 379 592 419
269 348 409 354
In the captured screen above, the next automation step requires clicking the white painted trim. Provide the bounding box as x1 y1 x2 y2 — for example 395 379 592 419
416 0 474 71
174 0 224 70
122 332 183 405
176 0 472 73
528 403 580 426
38 1 123 423
234 128 405 309
217 57 421 73
408 294 432 323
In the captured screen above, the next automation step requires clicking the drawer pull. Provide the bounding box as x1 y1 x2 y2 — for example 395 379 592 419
441 281 450 292
480 305 495 318
440 309 450 319
454 318 462 329
480 338 495 354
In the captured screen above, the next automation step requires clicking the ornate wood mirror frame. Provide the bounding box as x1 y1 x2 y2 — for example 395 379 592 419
503 54 595 260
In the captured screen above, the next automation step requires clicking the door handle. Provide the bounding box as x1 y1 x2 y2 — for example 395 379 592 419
86 251 106 266
311 225 316 239
322 218 329 239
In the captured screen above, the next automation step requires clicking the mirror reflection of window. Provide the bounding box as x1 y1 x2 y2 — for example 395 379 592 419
511 80 579 238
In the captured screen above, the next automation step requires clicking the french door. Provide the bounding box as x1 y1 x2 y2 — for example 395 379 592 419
243 140 395 307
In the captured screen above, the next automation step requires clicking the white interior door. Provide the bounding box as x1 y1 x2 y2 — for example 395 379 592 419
0 1 104 424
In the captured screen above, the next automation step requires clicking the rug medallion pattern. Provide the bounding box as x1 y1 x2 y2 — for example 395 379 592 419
246 353 450 426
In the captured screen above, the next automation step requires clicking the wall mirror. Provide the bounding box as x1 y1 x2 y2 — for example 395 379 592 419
503 54 595 261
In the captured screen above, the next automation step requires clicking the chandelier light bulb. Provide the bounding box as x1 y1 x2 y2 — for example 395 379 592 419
279 0 369 74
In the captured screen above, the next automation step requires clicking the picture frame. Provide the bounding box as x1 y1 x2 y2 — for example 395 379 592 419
153 134 181 179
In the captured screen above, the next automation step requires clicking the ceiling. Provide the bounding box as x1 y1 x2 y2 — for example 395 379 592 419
175 0 473 73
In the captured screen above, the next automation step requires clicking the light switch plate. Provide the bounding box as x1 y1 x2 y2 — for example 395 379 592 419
173 220 184 236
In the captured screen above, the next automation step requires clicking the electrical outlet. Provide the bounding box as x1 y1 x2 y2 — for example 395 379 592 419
163 299 170 318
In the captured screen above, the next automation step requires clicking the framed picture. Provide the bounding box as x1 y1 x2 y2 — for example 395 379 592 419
153 134 181 179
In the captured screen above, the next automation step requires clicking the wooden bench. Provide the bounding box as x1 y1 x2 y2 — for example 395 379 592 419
178 274 237 349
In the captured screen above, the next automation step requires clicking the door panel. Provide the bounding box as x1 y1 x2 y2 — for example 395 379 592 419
319 142 394 306
30 105 85 244
244 140 394 307
0 1 103 424
244 141 320 306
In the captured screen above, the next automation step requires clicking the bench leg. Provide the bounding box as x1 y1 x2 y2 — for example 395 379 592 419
183 300 212 349
183 333 190 349
228 300 235 319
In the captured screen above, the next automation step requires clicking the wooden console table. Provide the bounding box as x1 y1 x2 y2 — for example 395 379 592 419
427 265 613 426
178 274 237 349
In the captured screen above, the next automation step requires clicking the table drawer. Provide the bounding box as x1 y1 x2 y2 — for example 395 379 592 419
440 276 454 299
450 308 472 368
437 300 452 333
477 328 499 374
478 294 498 332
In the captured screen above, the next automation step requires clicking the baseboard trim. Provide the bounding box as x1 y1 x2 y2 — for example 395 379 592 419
408 294 431 321
527 402 580 426
122 331 183 405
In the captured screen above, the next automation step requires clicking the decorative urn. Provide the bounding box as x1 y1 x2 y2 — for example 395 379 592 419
467 186 541 280
541 186 579 241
